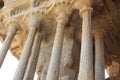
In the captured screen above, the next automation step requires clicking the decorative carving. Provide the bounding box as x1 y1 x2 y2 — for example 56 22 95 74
4 19 19 29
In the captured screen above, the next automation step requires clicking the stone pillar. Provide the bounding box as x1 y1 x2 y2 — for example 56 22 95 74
0 24 17 68
78 6 93 80
23 33 42 80
94 30 105 80
13 16 39 80
46 14 68 80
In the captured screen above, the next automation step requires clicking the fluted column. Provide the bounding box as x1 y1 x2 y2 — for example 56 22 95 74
78 6 93 80
94 30 105 80
0 23 17 68
46 14 69 80
13 16 40 80
23 33 42 80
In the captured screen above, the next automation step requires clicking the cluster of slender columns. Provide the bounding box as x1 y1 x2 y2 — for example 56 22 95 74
0 6 106 80
13 26 37 80
13 14 42 80
46 5 105 80
46 14 67 80
23 33 42 80
0 19 42 80
77 5 105 80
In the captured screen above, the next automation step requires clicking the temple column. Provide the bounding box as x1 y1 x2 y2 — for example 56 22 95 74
78 6 93 80
0 23 17 68
13 15 40 80
46 14 69 80
94 30 105 80
23 33 42 80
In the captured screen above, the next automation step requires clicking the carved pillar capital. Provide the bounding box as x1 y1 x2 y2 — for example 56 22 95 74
5 19 19 28
28 9 45 30
57 13 69 25
5 19 19 35
52 0 73 25
7 26 17 35
79 5 93 18
28 15 40 30
93 29 106 39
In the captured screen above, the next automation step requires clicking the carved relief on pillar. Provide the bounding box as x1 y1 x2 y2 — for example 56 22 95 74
24 8 46 30
4 19 20 30
51 0 73 19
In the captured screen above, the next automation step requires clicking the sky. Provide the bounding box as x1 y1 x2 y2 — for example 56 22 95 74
0 42 18 80
0 50 18 80
0 42 109 80
0 42 38 80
